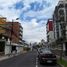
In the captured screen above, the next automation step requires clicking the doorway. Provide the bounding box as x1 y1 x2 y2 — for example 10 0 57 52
0 41 5 55
65 42 67 56
11 46 16 52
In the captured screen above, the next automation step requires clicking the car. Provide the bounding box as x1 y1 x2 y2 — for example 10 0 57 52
37 48 57 64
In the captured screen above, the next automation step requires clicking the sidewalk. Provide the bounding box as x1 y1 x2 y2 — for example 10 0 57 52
62 56 67 61
0 51 27 61
57 55 67 67
56 55 67 61
0 54 13 61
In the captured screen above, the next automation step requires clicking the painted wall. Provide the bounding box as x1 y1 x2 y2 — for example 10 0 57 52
5 45 11 55
16 46 23 53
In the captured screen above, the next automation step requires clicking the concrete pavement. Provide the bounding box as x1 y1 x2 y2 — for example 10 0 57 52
0 55 10 61
0 51 36 67
0 51 61 67
0 51 27 61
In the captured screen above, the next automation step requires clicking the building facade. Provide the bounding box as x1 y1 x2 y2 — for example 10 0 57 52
47 0 67 55
0 17 23 55
46 19 55 48
6 22 23 44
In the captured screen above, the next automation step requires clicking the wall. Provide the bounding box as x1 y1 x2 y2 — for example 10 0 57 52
0 17 6 34
16 46 23 53
47 31 54 43
5 45 11 55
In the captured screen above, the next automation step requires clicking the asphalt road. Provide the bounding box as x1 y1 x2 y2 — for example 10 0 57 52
0 51 61 67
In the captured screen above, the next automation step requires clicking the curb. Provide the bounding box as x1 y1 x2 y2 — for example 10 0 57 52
0 55 12 61
0 51 27 61
56 55 65 67
58 63 64 67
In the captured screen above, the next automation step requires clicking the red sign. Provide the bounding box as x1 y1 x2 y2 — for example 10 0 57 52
47 20 53 31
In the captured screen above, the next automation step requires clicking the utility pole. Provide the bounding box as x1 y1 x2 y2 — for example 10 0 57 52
10 19 13 53
10 18 19 53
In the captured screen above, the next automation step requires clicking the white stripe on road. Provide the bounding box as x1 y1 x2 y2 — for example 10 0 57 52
36 57 38 67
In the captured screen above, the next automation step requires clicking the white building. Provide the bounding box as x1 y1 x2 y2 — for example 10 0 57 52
52 0 67 55
46 19 55 47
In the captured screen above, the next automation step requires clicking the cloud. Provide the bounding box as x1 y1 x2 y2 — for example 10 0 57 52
29 1 51 11
0 0 21 8
0 0 21 21
14 1 24 10
19 0 59 22
21 19 47 43
0 8 20 21
0 0 59 21
0 0 59 43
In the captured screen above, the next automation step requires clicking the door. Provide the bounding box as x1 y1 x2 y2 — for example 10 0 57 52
0 41 5 55
65 42 67 56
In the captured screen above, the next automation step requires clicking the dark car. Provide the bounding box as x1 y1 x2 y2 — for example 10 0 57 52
37 48 57 64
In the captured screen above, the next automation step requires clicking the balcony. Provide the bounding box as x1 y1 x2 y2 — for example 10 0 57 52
19 33 22 37
19 40 23 44
19 36 22 39
19 27 23 33
58 4 64 8
19 37 22 41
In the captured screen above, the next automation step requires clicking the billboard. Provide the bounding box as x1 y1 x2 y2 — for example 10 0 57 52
47 20 53 31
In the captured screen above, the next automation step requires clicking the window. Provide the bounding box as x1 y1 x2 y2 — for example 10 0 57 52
60 16 64 21
66 9 67 21
47 35 49 42
65 4 67 9
59 10 64 15
58 4 64 8
58 10 64 21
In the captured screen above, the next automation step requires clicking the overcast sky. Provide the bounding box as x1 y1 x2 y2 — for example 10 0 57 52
0 0 59 43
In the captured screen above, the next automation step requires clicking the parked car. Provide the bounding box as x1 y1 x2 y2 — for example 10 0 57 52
37 48 57 64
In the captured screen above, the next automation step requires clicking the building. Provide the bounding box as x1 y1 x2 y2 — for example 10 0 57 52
57 0 67 55
0 17 6 34
0 17 23 55
0 17 8 55
39 39 48 48
46 19 54 48
47 0 67 55
6 22 23 44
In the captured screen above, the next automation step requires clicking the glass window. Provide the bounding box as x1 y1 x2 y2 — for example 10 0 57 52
58 4 64 8
60 16 64 21
66 9 67 21
59 10 64 15
65 4 67 9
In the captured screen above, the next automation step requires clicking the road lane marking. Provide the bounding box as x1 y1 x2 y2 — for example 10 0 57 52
36 57 38 67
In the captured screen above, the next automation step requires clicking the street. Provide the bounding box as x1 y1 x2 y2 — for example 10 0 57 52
0 51 61 67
